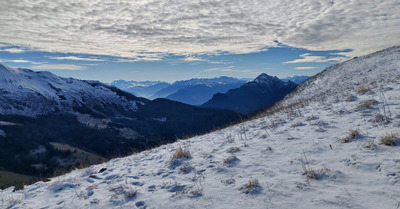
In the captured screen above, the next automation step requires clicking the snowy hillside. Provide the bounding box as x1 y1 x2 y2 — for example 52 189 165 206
0 64 147 117
2 46 400 208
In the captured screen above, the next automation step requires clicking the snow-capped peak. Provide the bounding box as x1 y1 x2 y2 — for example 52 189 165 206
252 73 287 85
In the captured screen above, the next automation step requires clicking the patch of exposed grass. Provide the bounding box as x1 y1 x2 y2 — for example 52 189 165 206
170 147 191 162
223 155 239 166
241 179 261 194
357 87 371 95
342 129 361 143
380 134 397 146
356 99 377 110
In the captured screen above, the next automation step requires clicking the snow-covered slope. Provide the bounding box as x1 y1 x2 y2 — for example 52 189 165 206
2 46 400 209
0 64 147 116
272 46 400 112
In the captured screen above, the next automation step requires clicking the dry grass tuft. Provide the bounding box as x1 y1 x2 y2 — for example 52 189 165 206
170 147 191 162
356 99 377 110
357 87 371 95
223 155 239 166
241 179 261 194
342 129 360 143
380 134 397 146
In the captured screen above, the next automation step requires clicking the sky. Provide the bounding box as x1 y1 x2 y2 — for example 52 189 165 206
0 0 399 83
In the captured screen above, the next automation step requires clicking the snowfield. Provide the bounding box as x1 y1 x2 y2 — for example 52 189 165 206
1 46 400 208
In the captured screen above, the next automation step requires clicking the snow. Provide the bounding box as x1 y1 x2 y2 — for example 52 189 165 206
1 46 400 208
0 64 141 116
153 117 167 122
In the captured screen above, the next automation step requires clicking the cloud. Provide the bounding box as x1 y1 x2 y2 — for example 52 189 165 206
201 66 260 74
181 56 207 62
48 56 104 62
114 56 163 63
295 67 317 70
0 0 398 59
201 66 234 72
31 64 86 71
7 59 32 63
284 53 347 64
1 47 25 53
0 59 44 64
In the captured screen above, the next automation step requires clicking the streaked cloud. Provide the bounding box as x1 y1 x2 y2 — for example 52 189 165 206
201 66 260 74
181 57 207 62
284 53 347 64
0 59 43 65
0 0 398 60
7 59 32 63
31 64 86 71
48 56 104 62
1 47 25 53
295 66 317 70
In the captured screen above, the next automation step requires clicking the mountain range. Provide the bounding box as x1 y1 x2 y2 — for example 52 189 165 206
109 80 170 98
112 77 248 106
111 75 309 106
202 74 298 115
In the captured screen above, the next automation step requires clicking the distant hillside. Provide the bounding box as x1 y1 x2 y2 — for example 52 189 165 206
110 80 170 98
165 78 247 105
202 73 297 115
281 75 311 84
150 76 247 105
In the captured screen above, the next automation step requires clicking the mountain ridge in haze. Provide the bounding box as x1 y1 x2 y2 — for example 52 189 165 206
202 73 297 115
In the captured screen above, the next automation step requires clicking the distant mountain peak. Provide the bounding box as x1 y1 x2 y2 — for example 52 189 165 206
202 73 297 115
253 73 280 84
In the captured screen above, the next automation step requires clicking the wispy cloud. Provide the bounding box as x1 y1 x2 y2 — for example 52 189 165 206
1 47 25 53
284 53 347 64
10 59 31 63
114 53 164 62
201 66 234 73
295 66 317 70
31 64 86 71
181 56 207 62
0 58 43 65
48 56 104 62
0 0 398 59
201 66 260 75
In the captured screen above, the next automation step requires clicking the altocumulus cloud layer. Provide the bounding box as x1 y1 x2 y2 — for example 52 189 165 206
0 0 399 59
